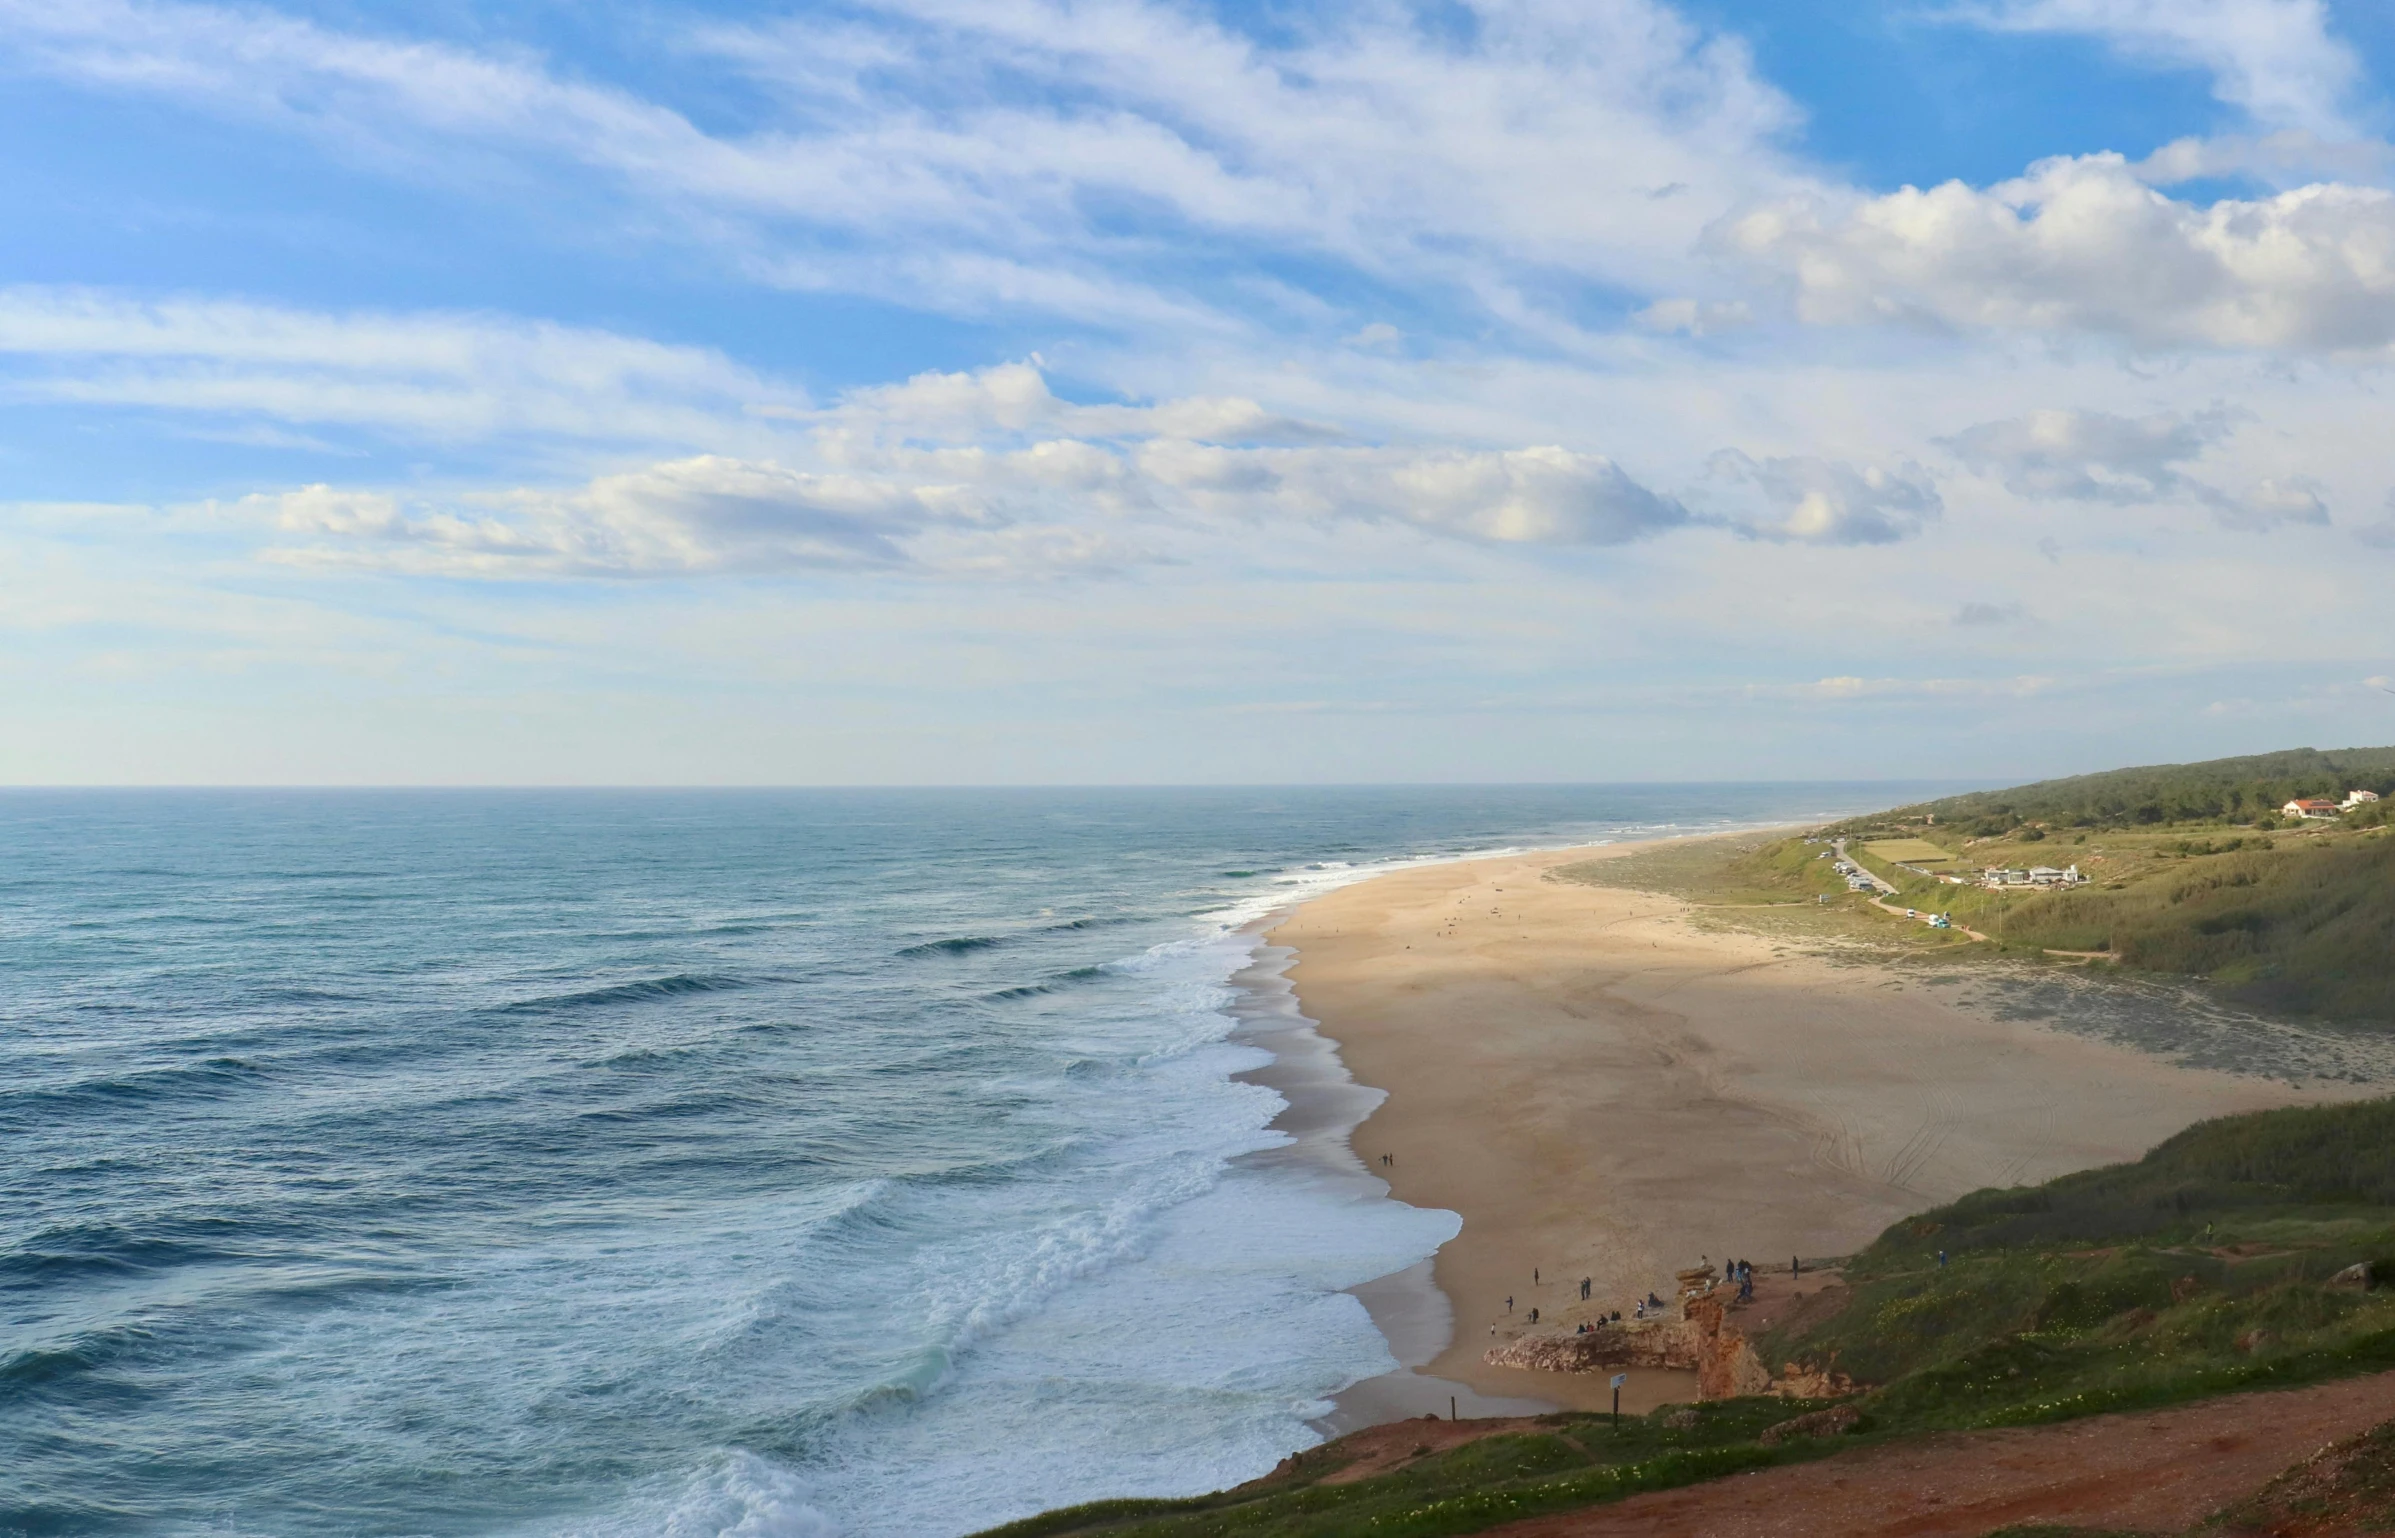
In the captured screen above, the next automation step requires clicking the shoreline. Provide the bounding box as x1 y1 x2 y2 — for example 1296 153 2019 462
1264 836 2385 1421
1224 937 1556 1431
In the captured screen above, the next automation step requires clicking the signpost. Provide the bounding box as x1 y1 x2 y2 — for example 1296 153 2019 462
1610 1372 1626 1426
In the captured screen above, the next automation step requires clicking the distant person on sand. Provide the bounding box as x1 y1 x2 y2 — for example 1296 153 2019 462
1528 1307 1537 1324
1580 1277 1591 1300
1506 1295 1513 1313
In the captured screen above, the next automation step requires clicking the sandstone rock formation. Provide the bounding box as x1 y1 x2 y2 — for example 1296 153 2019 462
1483 1289 1853 1401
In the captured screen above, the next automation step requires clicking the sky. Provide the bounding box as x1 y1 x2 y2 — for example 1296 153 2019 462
5 0 2395 785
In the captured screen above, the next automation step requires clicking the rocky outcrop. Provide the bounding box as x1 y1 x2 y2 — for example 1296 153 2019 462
1483 1321 1702 1375
1682 1295 1775 1400
1484 1293 1854 1402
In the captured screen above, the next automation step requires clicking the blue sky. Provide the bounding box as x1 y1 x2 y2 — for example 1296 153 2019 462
4 0 2394 783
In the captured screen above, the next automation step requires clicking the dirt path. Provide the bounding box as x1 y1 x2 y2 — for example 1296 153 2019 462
1482 1371 2395 1537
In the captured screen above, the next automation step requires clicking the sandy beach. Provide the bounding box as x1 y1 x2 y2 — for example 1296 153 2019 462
1270 838 2379 1417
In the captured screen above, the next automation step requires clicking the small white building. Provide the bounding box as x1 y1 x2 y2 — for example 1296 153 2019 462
2284 798 2342 820
2345 789 2382 810
1982 865 2085 889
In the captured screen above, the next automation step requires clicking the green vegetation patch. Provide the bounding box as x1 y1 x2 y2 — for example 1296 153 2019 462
1753 1099 2395 1432
1552 834 1981 956
971 1406 1833 1538
1859 744 2395 835
1864 838 1957 866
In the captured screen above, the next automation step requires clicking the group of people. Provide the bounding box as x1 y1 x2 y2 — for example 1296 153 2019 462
1512 1257 1769 1337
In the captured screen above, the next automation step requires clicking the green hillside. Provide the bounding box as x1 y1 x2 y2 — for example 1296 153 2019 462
1874 744 2395 833
1566 744 2395 1021
981 1100 2395 1538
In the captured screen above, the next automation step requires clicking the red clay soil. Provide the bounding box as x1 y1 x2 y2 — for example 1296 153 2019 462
1268 1414 1548 1487
1482 1371 2395 1537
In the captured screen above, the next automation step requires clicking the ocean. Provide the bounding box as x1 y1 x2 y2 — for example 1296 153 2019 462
0 785 1928 1538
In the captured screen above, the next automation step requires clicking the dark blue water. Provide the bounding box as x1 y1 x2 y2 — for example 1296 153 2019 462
0 785 1941 1537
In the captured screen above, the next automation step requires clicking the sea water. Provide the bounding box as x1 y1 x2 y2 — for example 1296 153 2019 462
0 786 1922 1538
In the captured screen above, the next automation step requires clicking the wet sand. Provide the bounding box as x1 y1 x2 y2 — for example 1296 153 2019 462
1271 839 2377 1416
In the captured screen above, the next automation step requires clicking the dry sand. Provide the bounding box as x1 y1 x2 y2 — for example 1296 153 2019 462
1268 838 2375 1416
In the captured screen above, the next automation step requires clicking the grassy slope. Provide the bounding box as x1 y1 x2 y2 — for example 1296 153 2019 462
980 1101 2395 1538
1564 809 2395 1021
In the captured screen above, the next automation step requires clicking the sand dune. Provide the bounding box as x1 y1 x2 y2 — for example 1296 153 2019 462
1270 839 2376 1415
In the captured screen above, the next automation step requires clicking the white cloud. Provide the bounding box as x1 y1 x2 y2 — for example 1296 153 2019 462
1794 674 2054 699
1149 443 1690 546
1943 406 2329 528
1942 0 2363 137
253 458 946 576
1721 154 2395 351
1941 406 2232 501
2223 475 2330 530
0 286 795 445
0 0 1812 335
1632 298 1753 335
239 359 1694 578
1704 451 1942 544
816 362 1345 447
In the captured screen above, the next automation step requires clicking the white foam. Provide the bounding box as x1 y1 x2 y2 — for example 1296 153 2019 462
548 826 1780 1538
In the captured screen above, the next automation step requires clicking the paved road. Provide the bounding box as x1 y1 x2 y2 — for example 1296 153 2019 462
1830 837 1898 895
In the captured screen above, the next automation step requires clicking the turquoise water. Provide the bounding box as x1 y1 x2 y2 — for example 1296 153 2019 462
0 786 1931 1537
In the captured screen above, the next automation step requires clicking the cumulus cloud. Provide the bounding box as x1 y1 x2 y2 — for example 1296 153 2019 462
1705 451 1942 545
1943 406 2329 528
1942 0 2363 136
245 396 1691 579
1720 154 2395 352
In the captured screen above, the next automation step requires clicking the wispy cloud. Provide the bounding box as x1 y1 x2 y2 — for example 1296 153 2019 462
0 0 1813 338
1939 0 2366 137
1943 406 2329 529
0 286 798 445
